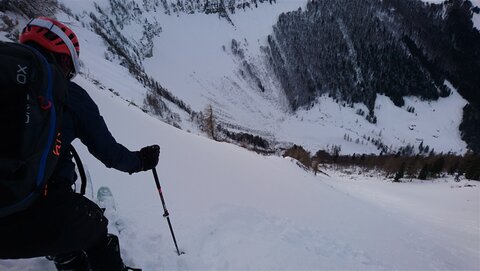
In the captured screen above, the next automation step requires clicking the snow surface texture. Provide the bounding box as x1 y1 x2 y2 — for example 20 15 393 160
56 0 469 155
0 1 479 270
473 0 480 30
1 69 479 271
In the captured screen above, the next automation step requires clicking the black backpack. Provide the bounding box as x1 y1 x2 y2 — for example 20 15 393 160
0 41 67 217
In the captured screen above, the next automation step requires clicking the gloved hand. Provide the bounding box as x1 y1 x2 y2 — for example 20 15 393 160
137 145 160 171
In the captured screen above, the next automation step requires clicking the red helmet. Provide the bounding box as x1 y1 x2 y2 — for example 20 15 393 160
20 17 80 78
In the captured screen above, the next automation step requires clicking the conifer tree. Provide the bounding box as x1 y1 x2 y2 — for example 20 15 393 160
418 164 429 180
394 162 406 182
203 104 216 140
430 157 445 177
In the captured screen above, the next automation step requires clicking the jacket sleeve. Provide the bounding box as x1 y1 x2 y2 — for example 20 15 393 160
68 82 142 173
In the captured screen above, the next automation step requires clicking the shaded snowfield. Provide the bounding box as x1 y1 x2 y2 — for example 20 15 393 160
1 75 478 270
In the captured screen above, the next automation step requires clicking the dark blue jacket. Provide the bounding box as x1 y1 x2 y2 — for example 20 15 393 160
51 81 141 183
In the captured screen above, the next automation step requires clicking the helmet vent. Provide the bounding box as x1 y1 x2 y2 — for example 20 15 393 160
44 31 58 41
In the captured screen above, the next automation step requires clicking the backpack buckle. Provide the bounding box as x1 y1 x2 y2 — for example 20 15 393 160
37 96 52 110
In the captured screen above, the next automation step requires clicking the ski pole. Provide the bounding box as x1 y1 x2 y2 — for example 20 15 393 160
152 167 184 256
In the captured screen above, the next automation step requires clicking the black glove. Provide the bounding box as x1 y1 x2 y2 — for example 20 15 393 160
137 145 160 171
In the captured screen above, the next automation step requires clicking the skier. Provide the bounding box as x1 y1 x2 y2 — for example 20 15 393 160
0 17 159 270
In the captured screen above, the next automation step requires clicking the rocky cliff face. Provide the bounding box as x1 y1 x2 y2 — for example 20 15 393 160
0 0 59 40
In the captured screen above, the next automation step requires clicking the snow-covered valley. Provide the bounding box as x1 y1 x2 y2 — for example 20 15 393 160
48 0 476 155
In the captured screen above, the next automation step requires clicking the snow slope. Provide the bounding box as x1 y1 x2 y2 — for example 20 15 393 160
0 73 478 270
268 84 468 155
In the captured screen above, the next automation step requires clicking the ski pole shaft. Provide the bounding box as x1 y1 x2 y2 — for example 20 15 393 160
152 167 184 256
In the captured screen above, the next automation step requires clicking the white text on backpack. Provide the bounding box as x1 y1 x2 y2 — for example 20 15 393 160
16 64 27 84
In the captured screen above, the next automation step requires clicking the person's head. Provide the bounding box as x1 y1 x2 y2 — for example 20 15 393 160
19 17 80 80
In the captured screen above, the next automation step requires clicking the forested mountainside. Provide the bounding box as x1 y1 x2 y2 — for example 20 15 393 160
267 0 480 151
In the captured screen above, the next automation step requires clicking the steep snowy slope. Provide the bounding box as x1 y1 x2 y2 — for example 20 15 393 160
0 70 478 271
